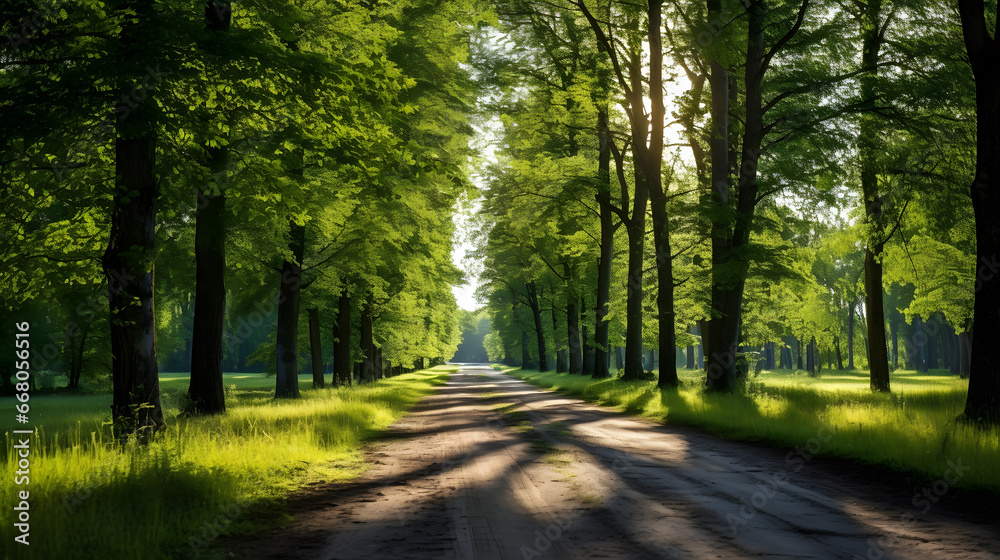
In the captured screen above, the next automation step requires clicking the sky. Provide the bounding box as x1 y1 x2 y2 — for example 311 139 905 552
448 39 698 313
450 195 481 311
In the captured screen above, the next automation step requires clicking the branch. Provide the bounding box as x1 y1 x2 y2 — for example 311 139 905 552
761 0 811 74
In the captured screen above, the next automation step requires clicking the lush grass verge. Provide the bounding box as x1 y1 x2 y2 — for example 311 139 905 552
1 368 452 559
507 367 1000 492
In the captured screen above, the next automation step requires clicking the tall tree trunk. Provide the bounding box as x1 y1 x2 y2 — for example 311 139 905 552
958 330 972 379
835 336 844 370
552 302 567 372
275 222 304 398
686 328 695 370
334 291 352 385
308 307 324 388
104 130 164 436
927 315 939 369
806 336 815 373
360 303 374 382
615 346 624 371
188 0 232 415
703 0 733 391
526 281 548 372
520 329 532 369
621 197 646 381
944 323 957 373
796 337 803 370
566 270 582 374
650 196 678 387
914 317 928 373
890 313 900 368
189 148 228 413
858 0 891 392
848 301 856 369
577 1 647 383
594 107 614 379
864 252 890 390
958 0 1000 422
706 0 765 393
374 346 383 380
697 320 708 368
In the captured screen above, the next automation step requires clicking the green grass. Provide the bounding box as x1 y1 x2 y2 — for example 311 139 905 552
508 367 1000 492
0 367 453 559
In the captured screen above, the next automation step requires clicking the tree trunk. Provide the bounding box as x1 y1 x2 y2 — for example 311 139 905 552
188 0 231 414
334 291 352 385
189 153 228 413
706 0 765 393
958 330 972 379
374 346 383 380
864 251 891 391
848 301 856 369
958 0 1000 423
615 346 624 371
521 329 533 369
275 222 304 398
68 321 90 390
858 0 892 392
526 281 548 372
582 323 594 376
890 313 900 368
104 129 164 437
806 336 815 373
835 336 844 370
360 303 374 382
551 300 567 372
914 317 928 373
594 107 614 379
566 274 582 373
308 307 324 388
577 1 647 383
944 323 956 373
686 336 695 370
650 196 678 387
927 316 939 369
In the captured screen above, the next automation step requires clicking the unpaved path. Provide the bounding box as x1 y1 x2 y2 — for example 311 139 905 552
226 365 999 560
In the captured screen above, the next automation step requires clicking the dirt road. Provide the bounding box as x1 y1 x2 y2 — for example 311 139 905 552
226 365 999 560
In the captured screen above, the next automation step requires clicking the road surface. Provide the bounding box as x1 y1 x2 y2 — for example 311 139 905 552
226 365 999 560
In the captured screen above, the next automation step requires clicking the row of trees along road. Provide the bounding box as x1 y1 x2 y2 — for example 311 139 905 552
473 0 1000 423
1 0 485 437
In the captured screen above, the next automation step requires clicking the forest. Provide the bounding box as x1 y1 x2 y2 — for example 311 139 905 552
473 0 999 423
2 0 479 429
1 0 999 558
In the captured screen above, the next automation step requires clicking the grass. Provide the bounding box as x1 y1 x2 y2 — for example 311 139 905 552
0 367 453 559
508 366 1000 492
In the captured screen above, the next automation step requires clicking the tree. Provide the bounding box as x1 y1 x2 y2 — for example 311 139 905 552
957 0 1000 423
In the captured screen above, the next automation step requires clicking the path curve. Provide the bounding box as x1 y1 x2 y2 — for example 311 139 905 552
225 365 1000 560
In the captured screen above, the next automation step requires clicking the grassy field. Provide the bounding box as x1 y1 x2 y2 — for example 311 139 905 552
506 366 1000 492
0 367 453 559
